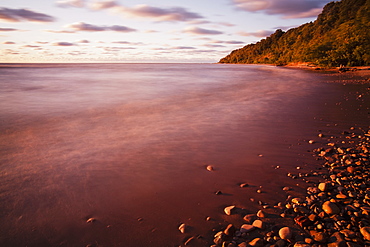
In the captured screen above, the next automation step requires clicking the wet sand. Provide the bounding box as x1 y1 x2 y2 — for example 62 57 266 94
0 65 369 247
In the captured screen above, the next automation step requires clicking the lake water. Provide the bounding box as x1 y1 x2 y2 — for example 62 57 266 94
0 63 369 246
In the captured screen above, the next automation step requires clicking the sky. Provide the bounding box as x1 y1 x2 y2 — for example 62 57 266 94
0 0 333 63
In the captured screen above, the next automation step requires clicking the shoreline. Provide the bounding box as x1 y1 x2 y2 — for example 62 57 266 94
283 64 370 73
205 126 370 247
182 70 370 246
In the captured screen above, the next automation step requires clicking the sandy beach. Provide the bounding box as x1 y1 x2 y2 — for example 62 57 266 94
0 64 369 247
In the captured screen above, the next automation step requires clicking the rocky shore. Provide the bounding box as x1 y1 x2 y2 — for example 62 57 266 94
203 127 370 247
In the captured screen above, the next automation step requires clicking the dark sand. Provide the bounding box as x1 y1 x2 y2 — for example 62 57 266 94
0 68 369 247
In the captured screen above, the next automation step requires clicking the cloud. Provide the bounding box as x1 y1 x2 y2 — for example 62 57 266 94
45 29 75 33
203 44 226 48
118 4 203 22
238 30 274 37
112 41 143 45
212 40 245 45
224 40 244 44
184 26 223 35
3 41 15 44
232 0 329 19
90 0 119 10
0 7 55 22
0 27 18 31
173 46 196 50
218 22 235 27
56 0 85 8
53 42 76 46
23 45 40 48
66 22 136 32
77 39 90 43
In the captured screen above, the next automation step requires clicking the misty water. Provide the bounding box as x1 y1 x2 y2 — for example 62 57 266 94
0 63 368 246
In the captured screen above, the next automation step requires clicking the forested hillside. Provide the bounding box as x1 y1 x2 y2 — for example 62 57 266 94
219 0 370 67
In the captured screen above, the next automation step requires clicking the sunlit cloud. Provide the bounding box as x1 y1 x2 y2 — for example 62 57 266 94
0 7 55 22
66 22 136 32
45 29 75 33
218 22 235 27
118 4 204 22
56 0 85 8
2 41 15 44
90 0 119 10
0 27 18 31
184 26 223 35
53 41 76 46
23 45 40 48
238 30 274 37
232 0 328 19
77 39 90 43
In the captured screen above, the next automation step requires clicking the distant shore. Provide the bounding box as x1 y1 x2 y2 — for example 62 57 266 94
283 63 370 73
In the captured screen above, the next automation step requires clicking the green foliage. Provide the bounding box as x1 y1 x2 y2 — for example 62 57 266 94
219 0 370 67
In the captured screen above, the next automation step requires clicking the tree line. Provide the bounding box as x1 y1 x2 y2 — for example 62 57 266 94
219 0 370 67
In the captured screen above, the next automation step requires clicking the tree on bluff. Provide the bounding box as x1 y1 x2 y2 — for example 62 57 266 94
219 0 370 67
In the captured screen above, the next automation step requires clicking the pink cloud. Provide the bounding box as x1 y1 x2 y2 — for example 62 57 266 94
232 0 330 19
0 7 55 22
119 4 203 22
66 22 136 32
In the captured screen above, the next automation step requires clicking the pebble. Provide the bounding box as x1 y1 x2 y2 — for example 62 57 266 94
206 165 214 171
252 219 265 229
310 230 328 243
248 238 264 247
240 224 255 233
256 210 266 218
322 201 340 215
279 227 293 240
224 224 236 236
86 218 95 223
360 226 370 240
178 223 187 233
239 183 249 188
318 182 329 191
243 214 257 223
224 205 236 215
184 236 195 245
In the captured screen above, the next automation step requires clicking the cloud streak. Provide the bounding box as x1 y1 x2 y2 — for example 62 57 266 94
184 27 223 35
66 22 136 32
53 41 76 46
0 27 18 31
238 30 274 37
118 4 203 22
0 7 55 22
232 0 329 19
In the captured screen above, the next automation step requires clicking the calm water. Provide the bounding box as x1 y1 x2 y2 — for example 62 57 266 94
0 63 368 246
